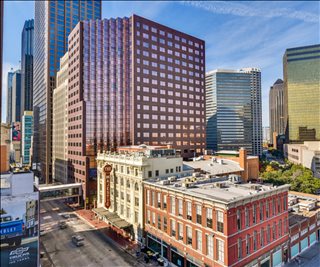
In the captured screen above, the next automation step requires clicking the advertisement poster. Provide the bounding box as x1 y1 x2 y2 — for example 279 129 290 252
11 122 21 142
0 193 39 267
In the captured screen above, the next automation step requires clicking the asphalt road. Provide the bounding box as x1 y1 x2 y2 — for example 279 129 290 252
40 200 144 267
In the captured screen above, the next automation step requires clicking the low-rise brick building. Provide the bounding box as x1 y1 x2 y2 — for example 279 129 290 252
144 176 290 267
288 191 320 260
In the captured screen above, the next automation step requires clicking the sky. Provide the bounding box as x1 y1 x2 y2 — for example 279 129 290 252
2 1 320 125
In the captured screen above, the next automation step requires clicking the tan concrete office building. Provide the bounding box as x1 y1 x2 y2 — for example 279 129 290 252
284 141 320 178
52 53 68 184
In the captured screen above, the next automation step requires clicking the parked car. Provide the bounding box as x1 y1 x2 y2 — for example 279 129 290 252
58 221 67 229
61 213 71 219
0 214 24 246
72 235 84 247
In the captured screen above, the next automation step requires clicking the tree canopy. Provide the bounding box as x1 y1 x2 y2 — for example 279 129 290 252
260 162 320 195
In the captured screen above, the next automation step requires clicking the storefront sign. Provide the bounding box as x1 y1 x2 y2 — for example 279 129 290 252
104 164 112 208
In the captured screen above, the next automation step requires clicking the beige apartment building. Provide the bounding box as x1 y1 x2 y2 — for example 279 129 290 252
52 52 68 184
95 145 187 243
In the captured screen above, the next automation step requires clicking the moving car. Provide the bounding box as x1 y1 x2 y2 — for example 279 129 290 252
72 235 84 247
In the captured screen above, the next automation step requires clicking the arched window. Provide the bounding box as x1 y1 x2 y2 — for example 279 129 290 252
126 180 130 188
135 183 139 191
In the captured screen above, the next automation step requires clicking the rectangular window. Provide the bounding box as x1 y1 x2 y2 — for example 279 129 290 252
261 228 264 246
217 211 224 233
206 234 213 257
217 239 224 263
163 217 167 232
147 190 150 205
158 215 161 229
147 210 150 224
238 238 242 259
253 204 257 224
171 220 176 237
206 208 213 228
157 193 161 208
178 223 183 240
171 197 175 215
279 220 282 237
163 195 167 209
266 201 269 218
196 205 202 224
237 210 241 230
246 234 250 255
253 231 257 251
178 199 183 216
196 230 202 251
245 207 249 228
186 202 192 220
260 202 264 221
186 226 192 245
152 212 155 225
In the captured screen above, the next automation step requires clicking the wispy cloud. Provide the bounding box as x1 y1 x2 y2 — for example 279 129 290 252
181 1 319 23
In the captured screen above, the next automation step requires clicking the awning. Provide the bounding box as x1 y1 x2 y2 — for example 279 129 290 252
93 207 131 229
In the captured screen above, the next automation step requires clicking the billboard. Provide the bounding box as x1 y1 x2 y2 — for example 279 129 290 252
11 122 21 142
0 192 39 267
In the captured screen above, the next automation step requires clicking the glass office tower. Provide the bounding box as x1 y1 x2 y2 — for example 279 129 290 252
6 71 14 124
11 70 22 123
283 44 320 143
206 69 253 154
22 111 33 165
21 19 34 117
33 0 101 183
269 79 285 142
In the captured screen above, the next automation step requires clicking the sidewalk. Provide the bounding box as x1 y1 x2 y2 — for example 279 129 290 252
284 242 320 267
75 209 145 263
76 209 109 229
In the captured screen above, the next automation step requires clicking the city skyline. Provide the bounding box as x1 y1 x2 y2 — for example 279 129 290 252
2 1 319 126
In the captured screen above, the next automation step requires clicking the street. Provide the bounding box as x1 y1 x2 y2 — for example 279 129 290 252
40 200 144 267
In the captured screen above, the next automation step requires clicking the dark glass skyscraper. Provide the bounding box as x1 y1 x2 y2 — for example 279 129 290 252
206 69 254 154
33 0 101 183
21 19 34 117
269 79 285 142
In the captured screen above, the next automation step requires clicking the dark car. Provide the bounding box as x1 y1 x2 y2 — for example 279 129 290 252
72 235 84 247
58 221 67 229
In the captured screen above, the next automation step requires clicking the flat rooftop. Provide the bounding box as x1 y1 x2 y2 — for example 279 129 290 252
145 175 289 204
183 159 243 176
288 191 320 225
